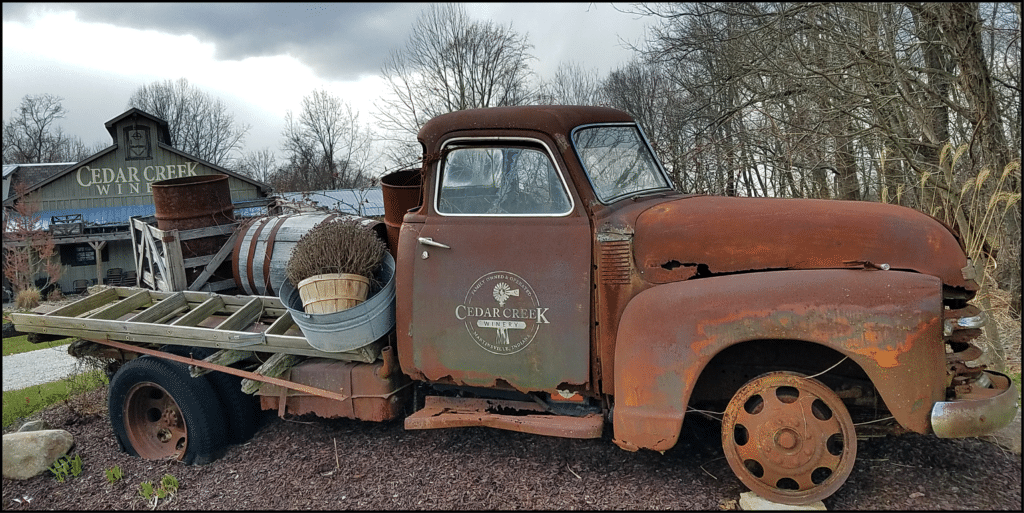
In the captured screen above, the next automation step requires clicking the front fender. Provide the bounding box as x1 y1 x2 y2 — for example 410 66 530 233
612 269 945 452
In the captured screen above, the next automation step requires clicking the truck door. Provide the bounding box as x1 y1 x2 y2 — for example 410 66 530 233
411 139 591 391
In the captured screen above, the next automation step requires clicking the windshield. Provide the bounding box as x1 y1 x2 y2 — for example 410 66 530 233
572 125 671 203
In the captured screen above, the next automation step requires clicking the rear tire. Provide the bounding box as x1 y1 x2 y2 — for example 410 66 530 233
159 345 262 445
108 356 227 464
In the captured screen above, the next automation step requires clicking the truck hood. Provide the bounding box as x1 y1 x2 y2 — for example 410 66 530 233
632 196 976 292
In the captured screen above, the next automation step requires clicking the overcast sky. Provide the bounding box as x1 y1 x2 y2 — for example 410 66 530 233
2 2 653 168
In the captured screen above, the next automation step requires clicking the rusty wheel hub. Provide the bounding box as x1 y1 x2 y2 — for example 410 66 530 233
123 382 188 460
721 371 856 505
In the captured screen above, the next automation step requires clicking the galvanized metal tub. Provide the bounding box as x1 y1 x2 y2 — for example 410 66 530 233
279 252 396 353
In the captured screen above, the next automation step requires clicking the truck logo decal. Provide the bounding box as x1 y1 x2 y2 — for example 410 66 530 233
455 272 549 355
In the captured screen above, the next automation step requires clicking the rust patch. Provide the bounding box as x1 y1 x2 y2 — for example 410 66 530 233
613 269 946 451
633 196 976 292
405 396 603 439
257 358 410 422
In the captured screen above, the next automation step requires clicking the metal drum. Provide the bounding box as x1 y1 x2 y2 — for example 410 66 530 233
380 168 422 258
151 175 235 286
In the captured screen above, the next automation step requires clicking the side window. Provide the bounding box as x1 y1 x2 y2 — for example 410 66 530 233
438 146 572 215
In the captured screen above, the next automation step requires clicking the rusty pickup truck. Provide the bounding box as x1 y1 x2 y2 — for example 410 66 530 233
12 105 1017 505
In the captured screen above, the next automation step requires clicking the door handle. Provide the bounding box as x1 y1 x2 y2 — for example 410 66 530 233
417 237 450 249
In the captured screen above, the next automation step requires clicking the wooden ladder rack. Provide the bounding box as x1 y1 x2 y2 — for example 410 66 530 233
11 287 382 362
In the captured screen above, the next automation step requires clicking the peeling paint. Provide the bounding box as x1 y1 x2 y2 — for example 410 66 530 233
614 269 946 449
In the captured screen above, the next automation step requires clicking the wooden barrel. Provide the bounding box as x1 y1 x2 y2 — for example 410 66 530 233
232 213 387 297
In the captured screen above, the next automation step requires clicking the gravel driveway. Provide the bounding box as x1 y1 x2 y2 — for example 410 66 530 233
2 344 79 392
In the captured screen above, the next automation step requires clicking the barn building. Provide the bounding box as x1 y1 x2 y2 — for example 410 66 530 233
2 108 273 296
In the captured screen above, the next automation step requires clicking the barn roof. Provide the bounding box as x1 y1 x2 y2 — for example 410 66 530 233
277 189 385 217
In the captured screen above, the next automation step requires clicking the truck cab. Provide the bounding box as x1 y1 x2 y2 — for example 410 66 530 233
397 107 659 396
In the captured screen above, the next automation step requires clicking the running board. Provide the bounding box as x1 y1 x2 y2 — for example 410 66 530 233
404 395 603 439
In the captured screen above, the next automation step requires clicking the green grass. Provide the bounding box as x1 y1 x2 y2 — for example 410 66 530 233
2 333 73 356
4 308 74 356
3 310 105 429
2 369 108 429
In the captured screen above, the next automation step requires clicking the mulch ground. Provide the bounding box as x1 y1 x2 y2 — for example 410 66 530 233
2 387 1021 511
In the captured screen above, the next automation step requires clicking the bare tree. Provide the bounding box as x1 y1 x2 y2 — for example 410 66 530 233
2 94 92 164
235 148 277 184
375 3 535 167
126 78 250 166
600 59 687 183
538 61 606 106
629 1 1021 343
275 89 377 192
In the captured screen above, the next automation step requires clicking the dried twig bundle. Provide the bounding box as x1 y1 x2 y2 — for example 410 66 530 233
285 218 387 286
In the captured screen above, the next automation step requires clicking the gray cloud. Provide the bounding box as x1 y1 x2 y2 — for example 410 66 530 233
4 2 653 155
3 3 651 83
3 2 422 80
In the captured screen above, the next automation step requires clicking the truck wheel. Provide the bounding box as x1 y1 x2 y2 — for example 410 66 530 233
721 371 856 505
159 345 262 445
108 356 227 464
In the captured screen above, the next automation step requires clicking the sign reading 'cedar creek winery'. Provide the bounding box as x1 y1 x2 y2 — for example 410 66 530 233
75 162 200 196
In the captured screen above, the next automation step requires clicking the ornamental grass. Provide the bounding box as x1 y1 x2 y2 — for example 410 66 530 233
285 218 387 287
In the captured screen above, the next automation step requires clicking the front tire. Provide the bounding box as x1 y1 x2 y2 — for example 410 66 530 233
108 356 227 464
721 371 856 505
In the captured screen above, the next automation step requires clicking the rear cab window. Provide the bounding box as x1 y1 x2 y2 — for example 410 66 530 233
436 140 573 216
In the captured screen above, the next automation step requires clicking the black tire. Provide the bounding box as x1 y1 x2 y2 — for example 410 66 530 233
103 360 122 381
108 356 227 465
159 345 263 445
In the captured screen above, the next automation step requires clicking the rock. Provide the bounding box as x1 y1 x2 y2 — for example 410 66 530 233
2 322 24 338
2 429 75 480
17 420 50 433
738 492 827 511
86 284 111 295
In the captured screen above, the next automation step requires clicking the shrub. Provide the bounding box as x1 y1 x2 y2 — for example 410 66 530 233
15 287 41 309
285 218 387 286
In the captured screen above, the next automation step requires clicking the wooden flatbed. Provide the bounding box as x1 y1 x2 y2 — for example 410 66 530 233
10 286 383 380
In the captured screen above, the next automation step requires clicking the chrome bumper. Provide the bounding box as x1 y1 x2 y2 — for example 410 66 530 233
931 370 1019 438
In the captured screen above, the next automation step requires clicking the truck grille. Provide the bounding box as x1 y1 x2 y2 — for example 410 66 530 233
599 239 632 285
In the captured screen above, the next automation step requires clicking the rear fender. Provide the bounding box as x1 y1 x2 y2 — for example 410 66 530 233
612 269 945 452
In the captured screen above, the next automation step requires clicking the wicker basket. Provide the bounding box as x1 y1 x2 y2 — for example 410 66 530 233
297 273 370 314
